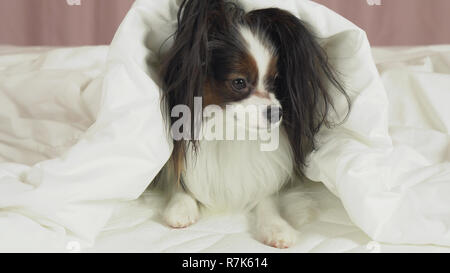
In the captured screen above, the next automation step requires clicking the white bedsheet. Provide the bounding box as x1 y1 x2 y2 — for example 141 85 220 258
0 0 449 252
88 45 450 253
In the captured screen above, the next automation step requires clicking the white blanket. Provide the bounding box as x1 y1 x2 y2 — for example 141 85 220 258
0 0 449 252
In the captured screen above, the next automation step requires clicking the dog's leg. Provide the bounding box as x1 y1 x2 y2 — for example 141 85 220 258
280 188 318 230
163 187 200 228
255 195 297 248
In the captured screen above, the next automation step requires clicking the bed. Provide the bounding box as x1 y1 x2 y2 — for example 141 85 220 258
0 44 448 253
1 0 449 253
93 46 450 253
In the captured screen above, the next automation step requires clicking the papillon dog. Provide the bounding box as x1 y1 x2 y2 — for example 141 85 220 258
156 0 350 248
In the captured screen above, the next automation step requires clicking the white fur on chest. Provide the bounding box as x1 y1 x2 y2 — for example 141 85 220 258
183 130 293 212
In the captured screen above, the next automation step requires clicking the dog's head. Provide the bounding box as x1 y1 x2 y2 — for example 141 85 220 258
160 0 350 178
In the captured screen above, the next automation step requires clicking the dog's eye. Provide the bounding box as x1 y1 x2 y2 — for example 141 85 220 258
231 78 247 91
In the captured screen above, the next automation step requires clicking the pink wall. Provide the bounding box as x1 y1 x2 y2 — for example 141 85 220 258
0 0 449 46
314 0 450 46
0 0 134 46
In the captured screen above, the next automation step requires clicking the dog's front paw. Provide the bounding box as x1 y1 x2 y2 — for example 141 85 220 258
163 193 200 228
257 220 297 249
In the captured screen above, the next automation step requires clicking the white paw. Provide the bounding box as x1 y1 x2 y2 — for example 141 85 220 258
163 194 200 228
257 220 297 249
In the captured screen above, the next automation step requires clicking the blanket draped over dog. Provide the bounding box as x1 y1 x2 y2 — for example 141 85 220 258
0 0 449 251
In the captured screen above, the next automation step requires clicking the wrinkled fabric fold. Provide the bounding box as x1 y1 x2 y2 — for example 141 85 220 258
0 0 449 251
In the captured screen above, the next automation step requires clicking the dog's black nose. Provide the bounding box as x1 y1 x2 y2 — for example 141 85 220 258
265 106 283 124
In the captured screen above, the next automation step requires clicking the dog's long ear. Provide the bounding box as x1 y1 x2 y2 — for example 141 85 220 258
245 8 351 174
160 0 237 181
159 0 211 181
